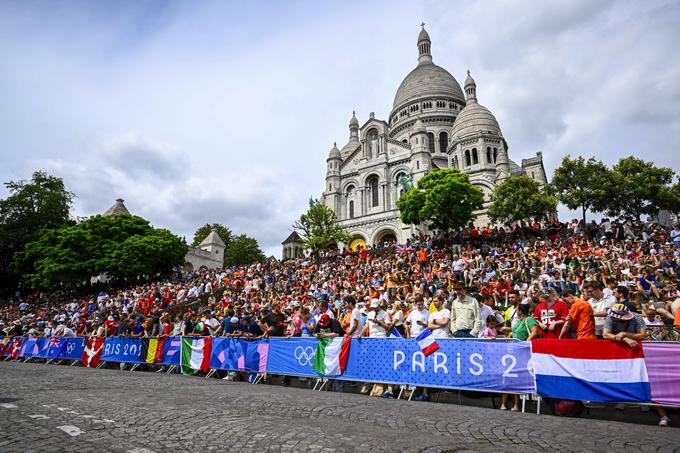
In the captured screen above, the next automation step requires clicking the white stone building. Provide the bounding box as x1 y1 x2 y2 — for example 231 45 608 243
321 26 547 249
184 228 225 271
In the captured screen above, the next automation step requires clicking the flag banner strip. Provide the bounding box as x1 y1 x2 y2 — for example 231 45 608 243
532 354 648 383
641 342 680 406
536 374 652 402
531 338 644 359
4 336 679 404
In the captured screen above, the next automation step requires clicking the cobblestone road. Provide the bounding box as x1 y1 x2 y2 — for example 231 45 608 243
1 362 678 453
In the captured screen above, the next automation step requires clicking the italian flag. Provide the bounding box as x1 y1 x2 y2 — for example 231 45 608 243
181 337 212 375
312 336 351 376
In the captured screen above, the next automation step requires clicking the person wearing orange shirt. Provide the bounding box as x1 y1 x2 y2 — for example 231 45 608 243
558 289 596 340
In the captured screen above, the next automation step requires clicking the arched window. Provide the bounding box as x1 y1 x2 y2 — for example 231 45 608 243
486 147 492 164
465 150 471 167
472 148 479 165
427 132 435 154
493 148 498 163
349 200 355 219
452 156 459 169
346 185 355 196
439 132 448 154
367 175 379 208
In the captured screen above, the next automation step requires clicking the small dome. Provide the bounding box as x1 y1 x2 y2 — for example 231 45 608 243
464 69 476 89
349 111 359 127
450 102 501 141
418 27 430 43
328 142 341 159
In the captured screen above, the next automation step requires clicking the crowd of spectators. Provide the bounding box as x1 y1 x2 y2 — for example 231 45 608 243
2 217 679 425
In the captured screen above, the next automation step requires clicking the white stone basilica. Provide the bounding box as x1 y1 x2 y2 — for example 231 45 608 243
321 26 547 249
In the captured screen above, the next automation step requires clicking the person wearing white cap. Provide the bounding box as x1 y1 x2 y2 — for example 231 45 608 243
360 298 395 398
360 299 389 338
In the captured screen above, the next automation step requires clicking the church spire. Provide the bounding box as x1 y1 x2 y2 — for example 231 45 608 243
464 69 477 102
349 110 359 139
417 23 432 65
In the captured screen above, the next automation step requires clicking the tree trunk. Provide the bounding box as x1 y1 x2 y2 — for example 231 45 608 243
582 205 587 226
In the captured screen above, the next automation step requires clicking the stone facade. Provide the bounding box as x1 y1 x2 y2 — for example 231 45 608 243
184 228 225 271
281 231 305 261
321 26 547 247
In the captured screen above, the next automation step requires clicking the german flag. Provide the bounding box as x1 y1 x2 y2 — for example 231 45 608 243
139 337 167 364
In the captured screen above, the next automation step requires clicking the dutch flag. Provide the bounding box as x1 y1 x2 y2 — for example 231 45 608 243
532 339 651 402
416 329 440 356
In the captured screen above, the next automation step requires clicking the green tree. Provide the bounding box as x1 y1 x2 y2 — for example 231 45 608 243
397 169 484 232
13 214 187 289
191 223 233 248
223 234 265 266
606 156 679 219
293 198 351 257
0 171 74 289
488 176 557 224
551 155 610 224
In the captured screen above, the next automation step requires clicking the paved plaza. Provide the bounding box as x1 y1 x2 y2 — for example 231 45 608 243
0 362 678 453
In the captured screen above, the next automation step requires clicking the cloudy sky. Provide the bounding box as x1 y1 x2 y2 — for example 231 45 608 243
1 0 679 256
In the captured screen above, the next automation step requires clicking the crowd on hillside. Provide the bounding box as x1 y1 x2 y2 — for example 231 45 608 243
2 217 680 424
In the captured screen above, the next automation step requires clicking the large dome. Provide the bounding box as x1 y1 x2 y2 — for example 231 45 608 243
392 63 465 111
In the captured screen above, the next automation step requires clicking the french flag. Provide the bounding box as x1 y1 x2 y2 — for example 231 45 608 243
416 329 439 356
532 339 651 402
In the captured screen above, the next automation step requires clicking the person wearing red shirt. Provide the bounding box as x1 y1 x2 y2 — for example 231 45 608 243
533 287 568 339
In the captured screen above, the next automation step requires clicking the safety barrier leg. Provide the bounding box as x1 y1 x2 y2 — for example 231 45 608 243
205 369 216 379
312 379 322 391
251 373 265 385
97 361 107 369
408 387 416 401
317 378 328 391
536 395 541 415
166 365 177 374
397 386 404 400
129 363 140 372
70 360 79 366
521 394 526 413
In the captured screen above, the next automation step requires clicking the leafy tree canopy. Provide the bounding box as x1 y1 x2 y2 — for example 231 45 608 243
0 171 74 288
224 234 265 267
606 156 679 219
397 169 484 232
293 198 351 256
488 176 557 225
13 214 187 289
550 155 610 224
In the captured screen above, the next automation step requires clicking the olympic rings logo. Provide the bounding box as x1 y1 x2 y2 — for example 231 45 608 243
294 346 315 366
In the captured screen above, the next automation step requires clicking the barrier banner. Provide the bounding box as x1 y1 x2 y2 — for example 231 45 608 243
532 339 651 402
19 338 45 358
342 338 534 393
101 337 145 364
58 337 86 360
210 337 268 372
266 337 318 377
642 342 680 406
161 337 182 365
35 338 69 359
